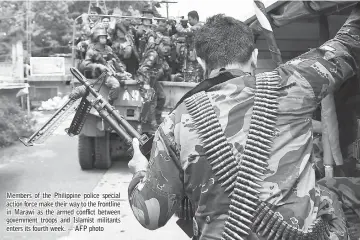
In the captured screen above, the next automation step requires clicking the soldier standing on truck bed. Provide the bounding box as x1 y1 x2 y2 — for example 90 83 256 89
175 11 204 83
78 27 131 104
111 22 140 76
85 6 103 32
136 36 180 133
136 6 157 60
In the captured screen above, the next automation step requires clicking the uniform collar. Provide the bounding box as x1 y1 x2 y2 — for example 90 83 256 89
209 68 250 79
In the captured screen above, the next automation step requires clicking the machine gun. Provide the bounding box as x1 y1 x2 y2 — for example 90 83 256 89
19 65 151 158
69 67 153 157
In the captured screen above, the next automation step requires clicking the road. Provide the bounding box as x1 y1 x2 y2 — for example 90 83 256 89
0 111 189 240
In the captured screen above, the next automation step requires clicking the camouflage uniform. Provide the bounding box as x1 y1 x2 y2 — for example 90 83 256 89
136 26 157 59
136 40 171 132
128 6 360 240
175 22 204 83
80 28 127 103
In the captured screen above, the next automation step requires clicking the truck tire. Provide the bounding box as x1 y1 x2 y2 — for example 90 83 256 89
78 135 95 170
94 132 112 169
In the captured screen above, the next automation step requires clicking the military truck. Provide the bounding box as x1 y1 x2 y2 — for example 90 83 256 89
71 14 196 170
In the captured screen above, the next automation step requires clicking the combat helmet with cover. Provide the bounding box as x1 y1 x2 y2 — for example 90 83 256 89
92 27 107 42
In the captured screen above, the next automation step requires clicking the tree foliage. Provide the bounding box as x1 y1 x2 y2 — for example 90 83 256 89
0 1 27 60
0 0 164 58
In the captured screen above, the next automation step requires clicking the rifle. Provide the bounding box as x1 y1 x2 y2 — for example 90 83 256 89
70 67 194 236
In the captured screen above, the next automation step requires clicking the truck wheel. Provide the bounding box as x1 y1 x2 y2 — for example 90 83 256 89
78 135 95 170
94 132 112 169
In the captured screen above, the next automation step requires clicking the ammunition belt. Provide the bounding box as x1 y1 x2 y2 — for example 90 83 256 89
184 71 331 240
65 95 92 136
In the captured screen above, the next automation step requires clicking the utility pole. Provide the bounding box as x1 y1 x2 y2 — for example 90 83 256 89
160 1 177 18
26 0 31 59
26 0 31 115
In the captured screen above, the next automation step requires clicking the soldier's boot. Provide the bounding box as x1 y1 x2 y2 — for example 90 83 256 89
105 76 120 105
155 97 166 125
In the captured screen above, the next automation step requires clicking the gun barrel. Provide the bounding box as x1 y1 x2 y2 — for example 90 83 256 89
70 67 145 143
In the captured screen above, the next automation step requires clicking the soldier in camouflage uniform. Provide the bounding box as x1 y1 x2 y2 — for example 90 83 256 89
136 7 157 59
111 22 140 76
135 35 173 133
79 27 129 104
127 8 360 240
175 11 204 83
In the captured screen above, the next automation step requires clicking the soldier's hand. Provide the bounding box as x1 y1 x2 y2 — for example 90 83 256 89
96 64 108 72
171 73 184 82
69 86 87 100
124 71 132 78
128 138 148 174
115 72 132 80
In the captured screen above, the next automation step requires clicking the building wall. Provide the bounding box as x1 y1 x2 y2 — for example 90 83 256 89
0 62 13 81
28 81 72 104
27 56 74 104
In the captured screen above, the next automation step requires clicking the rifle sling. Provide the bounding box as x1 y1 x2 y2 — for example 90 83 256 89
171 71 236 113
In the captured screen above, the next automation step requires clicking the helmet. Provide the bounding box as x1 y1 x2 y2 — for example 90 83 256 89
92 28 107 41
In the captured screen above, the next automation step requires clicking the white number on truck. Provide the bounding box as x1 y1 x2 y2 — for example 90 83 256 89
123 90 143 102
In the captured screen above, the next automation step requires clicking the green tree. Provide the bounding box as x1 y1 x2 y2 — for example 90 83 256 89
30 1 72 56
0 1 165 59
0 1 27 61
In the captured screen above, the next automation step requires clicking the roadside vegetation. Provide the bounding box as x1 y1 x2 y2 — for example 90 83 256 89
0 97 36 148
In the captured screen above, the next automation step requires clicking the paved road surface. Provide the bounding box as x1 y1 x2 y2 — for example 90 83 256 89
0 111 189 240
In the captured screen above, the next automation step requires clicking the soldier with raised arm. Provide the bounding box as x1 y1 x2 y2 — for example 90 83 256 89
127 4 360 240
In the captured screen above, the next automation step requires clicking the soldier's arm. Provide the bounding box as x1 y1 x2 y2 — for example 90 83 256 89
107 48 126 72
146 31 156 47
128 114 183 230
175 23 190 33
282 4 360 99
83 48 102 66
136 51 157 85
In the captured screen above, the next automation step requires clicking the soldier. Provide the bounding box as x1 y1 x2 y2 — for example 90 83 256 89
175 11 204 83
169 18 189 77
111 22 140 76
136 7 157 59
100 16 112 46
154 18 170 37
87 6 102 31
127 8 360 240
78 27 130 104
135 36 180 133
75 28 92 61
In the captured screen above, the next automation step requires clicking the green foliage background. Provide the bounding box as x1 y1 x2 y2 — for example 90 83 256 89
0 1 163 59
0 97 36 148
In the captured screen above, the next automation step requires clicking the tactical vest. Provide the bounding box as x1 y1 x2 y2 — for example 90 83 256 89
175 70 331 240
